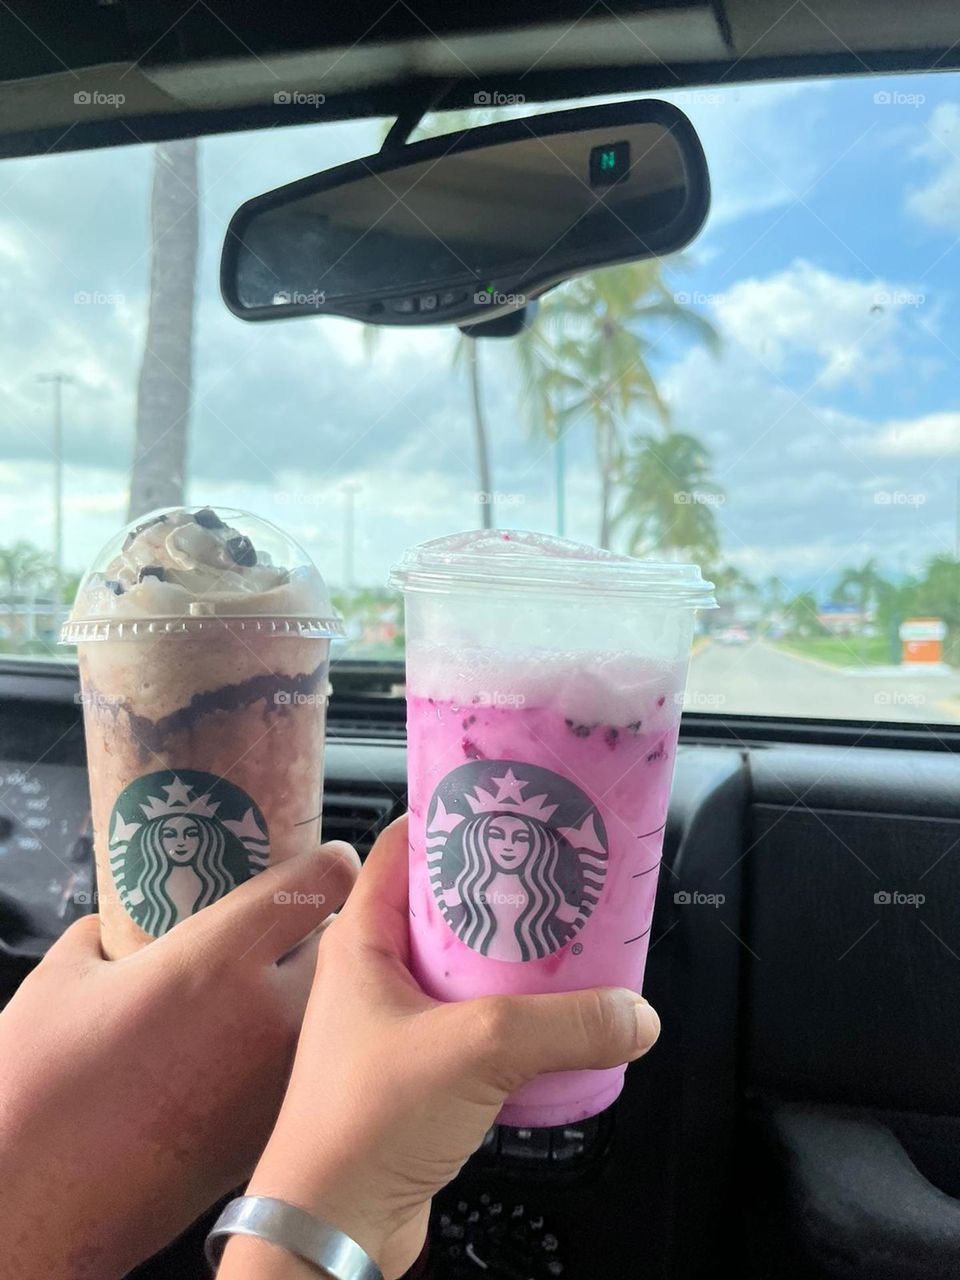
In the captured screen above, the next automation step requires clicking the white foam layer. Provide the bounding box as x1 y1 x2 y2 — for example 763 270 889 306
406 642 688 727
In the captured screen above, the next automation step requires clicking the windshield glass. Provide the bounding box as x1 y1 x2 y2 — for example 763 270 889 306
2 72 959 725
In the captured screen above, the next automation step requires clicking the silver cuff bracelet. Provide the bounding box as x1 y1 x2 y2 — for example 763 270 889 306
205 1195 384 1280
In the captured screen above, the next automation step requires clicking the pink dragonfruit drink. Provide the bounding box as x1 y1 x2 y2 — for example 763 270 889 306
390 531 716 1127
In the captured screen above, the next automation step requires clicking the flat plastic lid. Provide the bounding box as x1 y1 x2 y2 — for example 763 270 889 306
389 530 717 608
62 506 344 642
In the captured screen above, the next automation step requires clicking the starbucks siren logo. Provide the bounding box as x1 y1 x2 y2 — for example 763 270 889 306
425 760 608 962
108 769 269 937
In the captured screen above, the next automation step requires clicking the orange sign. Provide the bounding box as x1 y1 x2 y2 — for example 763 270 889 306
899 617 946 665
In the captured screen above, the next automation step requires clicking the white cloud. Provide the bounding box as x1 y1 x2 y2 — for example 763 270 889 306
710 259 920 389
906 102 960 232
662 80 830 228
0 225 27 270
860 411 960 458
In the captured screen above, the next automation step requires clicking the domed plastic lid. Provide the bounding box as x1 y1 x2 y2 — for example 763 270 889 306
62 506 344 642
390 529 717 608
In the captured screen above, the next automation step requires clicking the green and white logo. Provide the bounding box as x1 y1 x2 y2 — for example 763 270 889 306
108 769 269 937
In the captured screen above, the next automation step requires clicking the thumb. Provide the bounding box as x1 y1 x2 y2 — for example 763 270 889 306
42 913 104 966
449 987 660 1090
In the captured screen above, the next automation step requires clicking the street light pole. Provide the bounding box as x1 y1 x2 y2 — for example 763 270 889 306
37 372 73 620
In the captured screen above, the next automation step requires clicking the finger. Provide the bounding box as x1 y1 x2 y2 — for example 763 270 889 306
448 987 661 1087
343 814 408 916
272 930 321 1019
338 815 411 963
159 841 361 965
264 845 362 960
41 913 103 968
276 910 337 967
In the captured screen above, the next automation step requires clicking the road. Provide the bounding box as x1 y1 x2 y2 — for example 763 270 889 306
686 640 960 725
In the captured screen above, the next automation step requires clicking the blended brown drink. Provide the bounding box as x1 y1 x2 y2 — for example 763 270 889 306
63 506 343 958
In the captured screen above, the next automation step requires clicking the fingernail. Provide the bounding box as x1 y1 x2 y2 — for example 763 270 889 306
633 996 661 1050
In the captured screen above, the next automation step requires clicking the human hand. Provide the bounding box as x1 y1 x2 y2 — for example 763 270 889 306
0 840 360 1280
219 816 660 1280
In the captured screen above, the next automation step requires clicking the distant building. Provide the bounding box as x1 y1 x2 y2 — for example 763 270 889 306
817 604 868 635
0 595 60 643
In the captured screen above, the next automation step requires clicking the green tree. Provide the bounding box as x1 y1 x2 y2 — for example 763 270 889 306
616 431 723 561
521 262 718 548
784 591 824 638
0 542 53 598
61 571 83 607
911 554 960 627
710 563 762 616
833 558 892 615
912 554 960 664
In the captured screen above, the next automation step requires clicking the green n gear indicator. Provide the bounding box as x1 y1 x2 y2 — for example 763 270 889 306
589 140 631 187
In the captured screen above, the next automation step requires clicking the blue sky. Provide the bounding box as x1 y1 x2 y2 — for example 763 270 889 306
0 70 958 597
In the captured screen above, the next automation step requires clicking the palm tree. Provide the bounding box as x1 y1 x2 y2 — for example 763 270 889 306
834 558 891 616
712 563 760 597
452 335 494 529
0 542 53 642
785 591 823 638
520 262 718 548
0 542 53 597
710 563 762 614
128 139 200 519
615 430 723 562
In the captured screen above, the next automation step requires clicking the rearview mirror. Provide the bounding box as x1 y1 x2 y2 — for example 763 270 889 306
221 99 709 327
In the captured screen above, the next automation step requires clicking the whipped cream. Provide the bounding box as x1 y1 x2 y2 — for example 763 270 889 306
70 507 334 623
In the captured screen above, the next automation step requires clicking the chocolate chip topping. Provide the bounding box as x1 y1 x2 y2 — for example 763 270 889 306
566 720 593 738
122 513 167 550
193 507 226 530
226 535 257 567
104 579 124 595
137 565 166 583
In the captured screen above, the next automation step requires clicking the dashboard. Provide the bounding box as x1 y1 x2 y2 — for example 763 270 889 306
13 661 960 1280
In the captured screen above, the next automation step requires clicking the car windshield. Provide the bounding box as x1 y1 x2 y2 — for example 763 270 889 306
2 71 959 725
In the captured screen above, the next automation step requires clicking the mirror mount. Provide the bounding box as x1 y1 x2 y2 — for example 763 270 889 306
379 78 458 153
460 301 539 340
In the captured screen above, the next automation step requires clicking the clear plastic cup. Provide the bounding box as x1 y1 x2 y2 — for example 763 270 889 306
62 506 343 958
390 530 716 1127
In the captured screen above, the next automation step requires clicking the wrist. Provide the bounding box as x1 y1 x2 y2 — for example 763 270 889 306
219 1234 321 1280
245 1153 390 1275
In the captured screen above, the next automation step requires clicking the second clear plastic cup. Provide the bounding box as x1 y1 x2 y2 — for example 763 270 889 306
391 530 716 1128
63 506 343 958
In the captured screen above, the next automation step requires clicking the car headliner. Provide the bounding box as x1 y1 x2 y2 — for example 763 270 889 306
1 0 958 158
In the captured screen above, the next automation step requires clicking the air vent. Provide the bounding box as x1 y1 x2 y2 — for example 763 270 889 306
328 718 406 741
321 789 402 856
